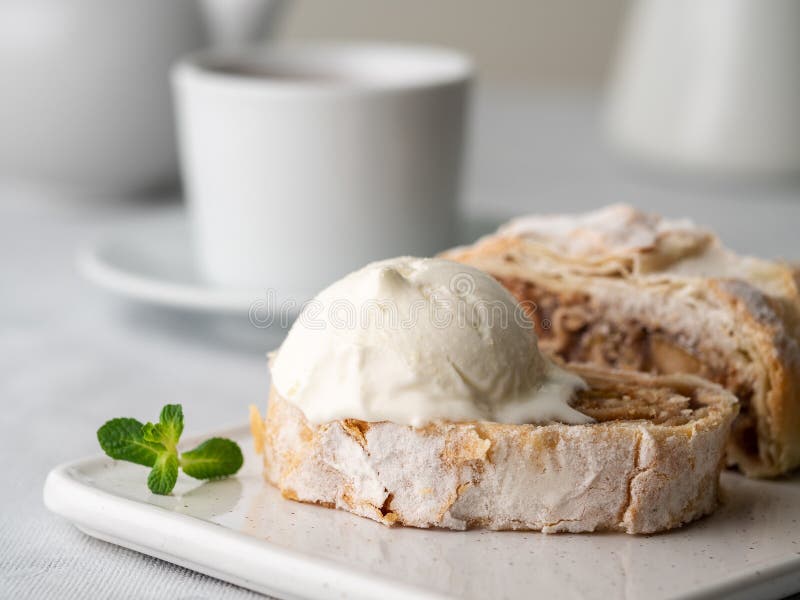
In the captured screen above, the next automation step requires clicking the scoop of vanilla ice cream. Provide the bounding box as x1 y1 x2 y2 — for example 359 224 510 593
270 257 590 426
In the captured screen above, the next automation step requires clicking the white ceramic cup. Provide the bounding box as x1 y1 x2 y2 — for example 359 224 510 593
173 43 472 299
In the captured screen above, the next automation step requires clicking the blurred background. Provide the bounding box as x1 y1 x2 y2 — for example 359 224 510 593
286 0 800 245
1 0 799 422
3 1 800 596
283 0 628 89
1 0 799 403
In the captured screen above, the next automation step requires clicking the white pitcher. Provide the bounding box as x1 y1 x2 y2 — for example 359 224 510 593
606 0 800 176
0 0 282 194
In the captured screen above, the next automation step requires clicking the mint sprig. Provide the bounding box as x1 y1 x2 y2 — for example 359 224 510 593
97 404 243 495
148 452 179 495
97 418 162 467
180 438 244 480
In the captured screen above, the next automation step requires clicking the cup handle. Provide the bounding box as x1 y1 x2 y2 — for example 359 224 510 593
199 0 286 47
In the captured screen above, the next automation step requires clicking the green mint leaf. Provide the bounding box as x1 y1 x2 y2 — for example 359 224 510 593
147 452 179 495
97 418 164 467
141 404 184 451
180 438 243 480
141 422 162 444
159 404 184 445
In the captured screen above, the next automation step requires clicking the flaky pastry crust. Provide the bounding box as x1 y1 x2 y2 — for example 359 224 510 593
445 205 800 477
253 365 737 534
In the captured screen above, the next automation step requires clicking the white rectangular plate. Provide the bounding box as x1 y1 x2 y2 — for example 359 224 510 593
44 426 800 600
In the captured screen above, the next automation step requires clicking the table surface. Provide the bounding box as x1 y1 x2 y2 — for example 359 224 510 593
2 89 800 600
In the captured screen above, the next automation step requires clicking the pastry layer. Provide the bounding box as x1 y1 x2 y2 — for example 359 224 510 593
445 207 800 477
253 366 737 534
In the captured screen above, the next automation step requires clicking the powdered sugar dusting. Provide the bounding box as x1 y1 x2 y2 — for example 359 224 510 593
499 204 706 259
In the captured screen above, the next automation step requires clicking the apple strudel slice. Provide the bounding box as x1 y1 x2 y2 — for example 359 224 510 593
252 365 736 534
445 204 800 477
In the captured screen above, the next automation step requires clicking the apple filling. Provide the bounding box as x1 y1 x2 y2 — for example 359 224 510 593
497 275 760 461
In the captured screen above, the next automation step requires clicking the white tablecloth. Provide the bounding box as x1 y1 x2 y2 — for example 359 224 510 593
2 90 799 599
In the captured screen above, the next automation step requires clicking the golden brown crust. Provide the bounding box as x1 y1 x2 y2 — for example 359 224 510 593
713 279 800 475
445 212 800 477
254 365 737 534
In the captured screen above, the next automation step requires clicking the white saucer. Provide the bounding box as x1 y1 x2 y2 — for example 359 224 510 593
78 208 502 315
78 209 309 316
